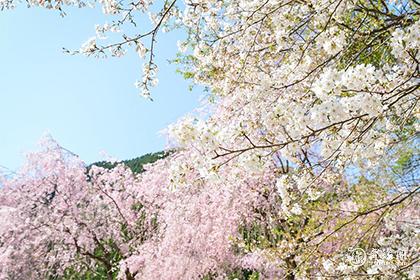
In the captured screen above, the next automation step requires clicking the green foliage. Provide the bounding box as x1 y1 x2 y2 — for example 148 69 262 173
337 0 418 70
390 141 419 188
228 269 260 280
52 240 123 280
393 149 415 174
202 269 259 280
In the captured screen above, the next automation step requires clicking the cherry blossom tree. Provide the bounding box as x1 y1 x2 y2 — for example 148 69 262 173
0 137 158 279
1 0 419 279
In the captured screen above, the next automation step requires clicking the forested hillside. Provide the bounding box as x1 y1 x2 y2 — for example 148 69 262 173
90 150 173 174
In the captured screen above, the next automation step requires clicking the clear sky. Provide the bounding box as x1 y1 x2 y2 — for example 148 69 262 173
0 6 200 170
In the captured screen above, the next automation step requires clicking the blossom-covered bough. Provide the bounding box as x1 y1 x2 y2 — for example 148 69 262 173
0 0 419 279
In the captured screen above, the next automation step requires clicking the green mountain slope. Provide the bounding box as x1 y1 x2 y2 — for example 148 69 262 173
90 150 173 174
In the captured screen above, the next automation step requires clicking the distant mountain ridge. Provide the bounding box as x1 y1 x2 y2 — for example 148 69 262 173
90 150 173 174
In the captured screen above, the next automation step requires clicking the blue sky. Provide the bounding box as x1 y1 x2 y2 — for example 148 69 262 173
0 6 200 170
